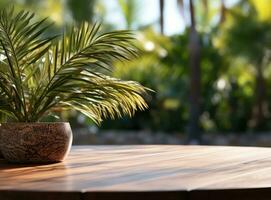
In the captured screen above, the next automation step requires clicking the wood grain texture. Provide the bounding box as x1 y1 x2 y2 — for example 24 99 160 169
1 145 271 200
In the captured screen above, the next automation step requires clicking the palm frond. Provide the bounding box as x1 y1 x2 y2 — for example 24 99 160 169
0 8 56 121
0 8 150 123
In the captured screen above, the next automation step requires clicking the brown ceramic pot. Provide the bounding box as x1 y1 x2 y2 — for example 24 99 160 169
0 122 72 163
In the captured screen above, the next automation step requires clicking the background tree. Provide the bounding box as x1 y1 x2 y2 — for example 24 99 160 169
2 0 271 138
159 0 165 35
67 0 96 23
177 0 202 143
218 0 271 130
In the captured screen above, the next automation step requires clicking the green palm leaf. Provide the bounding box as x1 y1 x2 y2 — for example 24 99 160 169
0 8 150 123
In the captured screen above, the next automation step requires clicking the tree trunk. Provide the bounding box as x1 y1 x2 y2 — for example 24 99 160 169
159 0 165 35
252 63 267 130
219 0 226 24
187 0 201 143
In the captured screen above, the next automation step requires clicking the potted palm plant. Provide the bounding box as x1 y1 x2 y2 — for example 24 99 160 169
0 8 149 163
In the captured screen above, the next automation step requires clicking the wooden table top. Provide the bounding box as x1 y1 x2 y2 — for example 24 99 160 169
1 145 271 200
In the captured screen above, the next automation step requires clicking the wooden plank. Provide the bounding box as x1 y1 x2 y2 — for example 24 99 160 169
1 145 271 200
116 146 271 191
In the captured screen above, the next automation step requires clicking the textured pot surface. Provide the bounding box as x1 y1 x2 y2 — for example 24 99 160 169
0 122 72 163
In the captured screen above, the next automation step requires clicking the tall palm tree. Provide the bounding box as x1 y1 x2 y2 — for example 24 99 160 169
187 0 201 142
177 0 227 142
177 0 201 142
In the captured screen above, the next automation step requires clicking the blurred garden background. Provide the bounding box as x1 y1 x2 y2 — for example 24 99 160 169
2 0 271 146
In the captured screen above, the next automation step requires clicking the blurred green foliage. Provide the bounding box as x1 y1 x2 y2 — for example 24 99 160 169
1 0 271 134
102 29 228 132
103 0 271 133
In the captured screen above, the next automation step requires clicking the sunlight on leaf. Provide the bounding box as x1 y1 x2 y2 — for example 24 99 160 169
0 8 150 122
